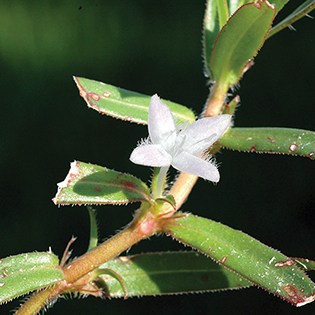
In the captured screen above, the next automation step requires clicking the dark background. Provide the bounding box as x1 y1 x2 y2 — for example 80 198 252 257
1 0 314 314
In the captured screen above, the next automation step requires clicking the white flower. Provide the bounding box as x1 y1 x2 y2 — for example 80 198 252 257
130 94 231 182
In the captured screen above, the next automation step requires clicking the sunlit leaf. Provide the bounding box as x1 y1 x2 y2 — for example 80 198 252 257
228 1 248 16
210 1 276 88
53 161 151 205
0 252 64 304
217 0 229 29
162 213 315 306
74 77 195 125
218 127 315 159
203 1 258 78
203 0 307 79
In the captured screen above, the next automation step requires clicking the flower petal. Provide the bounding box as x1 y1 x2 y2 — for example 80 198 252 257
148 95 176 149
172 150 220 182
130 144 172 167
179 115 231 155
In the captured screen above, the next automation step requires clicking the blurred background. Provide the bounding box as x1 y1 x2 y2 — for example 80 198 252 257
0 0 314 314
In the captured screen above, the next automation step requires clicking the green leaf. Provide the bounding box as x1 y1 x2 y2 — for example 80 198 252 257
87 206 98 251
203 0 291 79
217 0 229 29
156 194 176 211
210 1 276 88
271 0 290 12
218 127 315 159
162 213 315 306
292 258 315 271
268 0 315 38
221 95 239 115
53 161 151 205
94 268 127 297
203 0 250 79
203 0 220 79
81 253 315 298
74 77 195 125
228 1 247 16
0 252 64 303
91 251 252 297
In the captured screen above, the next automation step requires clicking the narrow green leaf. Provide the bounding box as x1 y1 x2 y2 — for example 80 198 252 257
81 253 315 298
74 77 195 125
217 0 229 29
210 1 276 87
162 213 315 306
218 127 315 159
87 206 98 251
221 95 239 115
0 252 64 303
268 0 315 38
156 195 176 211
91 252 252 297
53 161 151 205
203 0 219 79
292 258 315 271
93 268 127 298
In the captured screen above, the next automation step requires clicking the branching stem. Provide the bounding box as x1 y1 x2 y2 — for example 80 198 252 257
15 61 227 314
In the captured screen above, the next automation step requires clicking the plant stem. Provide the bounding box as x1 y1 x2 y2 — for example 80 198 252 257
14 202 159 315
203 82 228 117
14 288 54 315
162 172 198 214
160 86 228 214
63 218 149 284
16 69 229 314
153 166 169 199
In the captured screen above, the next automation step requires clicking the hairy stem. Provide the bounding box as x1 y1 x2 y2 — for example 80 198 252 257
15 76 228 314
14 202 160 315
160 87 227 215
14 288 53 315
63 218 149 284
203 82 228 117
162 172 198 215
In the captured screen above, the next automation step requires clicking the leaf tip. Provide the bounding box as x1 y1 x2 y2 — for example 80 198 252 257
53 161 81 205
295 293 315 307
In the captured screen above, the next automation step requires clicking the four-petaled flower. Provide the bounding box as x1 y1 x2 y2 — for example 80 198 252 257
130 94 231 183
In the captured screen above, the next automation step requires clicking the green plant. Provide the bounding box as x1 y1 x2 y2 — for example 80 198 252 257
1 1 315 314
